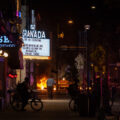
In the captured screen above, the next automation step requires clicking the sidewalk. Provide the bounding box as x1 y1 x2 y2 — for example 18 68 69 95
0 99 97 120
1 96 119 120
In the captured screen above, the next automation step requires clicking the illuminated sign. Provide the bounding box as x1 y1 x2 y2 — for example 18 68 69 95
0 36 16 48
22 25 50 60
22 30 46 39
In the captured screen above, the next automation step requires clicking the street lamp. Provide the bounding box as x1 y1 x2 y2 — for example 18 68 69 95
3 52 8 57
84 25 90 87
0 50 8 58
84 25 90 31
91 5 96 10
67 19 74 24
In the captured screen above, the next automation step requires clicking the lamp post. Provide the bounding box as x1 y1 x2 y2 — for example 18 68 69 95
83 25 91 116
84 25 90 87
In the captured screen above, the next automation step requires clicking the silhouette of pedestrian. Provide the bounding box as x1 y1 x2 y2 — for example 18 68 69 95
47 74 55 99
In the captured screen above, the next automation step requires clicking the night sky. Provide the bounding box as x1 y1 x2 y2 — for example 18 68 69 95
1 0 120 31
29 0 101 24
27 0 120 34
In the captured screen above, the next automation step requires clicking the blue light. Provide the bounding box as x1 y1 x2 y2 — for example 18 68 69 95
19 11 21 18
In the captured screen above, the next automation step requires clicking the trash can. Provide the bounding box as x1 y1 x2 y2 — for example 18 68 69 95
78 94 88 116
88 94 96 117
78 93 96 117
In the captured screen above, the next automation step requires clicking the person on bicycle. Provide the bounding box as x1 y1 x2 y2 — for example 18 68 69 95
68 78 80 111
68 77 79 97
17 77 30 111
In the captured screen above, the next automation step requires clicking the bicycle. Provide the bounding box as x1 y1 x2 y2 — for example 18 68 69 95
8 89 43 111
69 97 79 112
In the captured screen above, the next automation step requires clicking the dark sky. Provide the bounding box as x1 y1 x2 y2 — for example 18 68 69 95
28 0 120 30
0 0 117 31
27 0 103 31
31 0 98 16
1 0 120 23
29 0 101 20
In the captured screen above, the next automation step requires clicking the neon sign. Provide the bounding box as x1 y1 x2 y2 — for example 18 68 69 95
0 36 16 48
16 11 21 18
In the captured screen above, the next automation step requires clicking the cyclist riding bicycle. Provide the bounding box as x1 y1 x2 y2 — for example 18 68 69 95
68 78 80 111
16 77 31 111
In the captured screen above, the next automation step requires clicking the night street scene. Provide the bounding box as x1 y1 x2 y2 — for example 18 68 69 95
0 0 120 120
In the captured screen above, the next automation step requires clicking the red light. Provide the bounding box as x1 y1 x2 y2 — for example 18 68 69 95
14 75 17 78
8 74 17 78
8 74 14 78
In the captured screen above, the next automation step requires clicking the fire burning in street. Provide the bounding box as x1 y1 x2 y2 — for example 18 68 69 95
37 76 69 91
37 76 47 90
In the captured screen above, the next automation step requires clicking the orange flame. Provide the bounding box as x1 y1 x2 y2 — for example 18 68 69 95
37 76 69 90
37 76 47 90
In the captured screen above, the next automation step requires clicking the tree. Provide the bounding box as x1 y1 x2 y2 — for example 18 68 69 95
90 45 106 73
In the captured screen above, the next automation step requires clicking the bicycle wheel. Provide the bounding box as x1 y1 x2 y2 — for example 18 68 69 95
69 99 76 111
31 99 43 111
11 98 23 111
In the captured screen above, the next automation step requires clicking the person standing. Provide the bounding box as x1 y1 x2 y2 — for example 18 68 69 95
47 74 55 99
